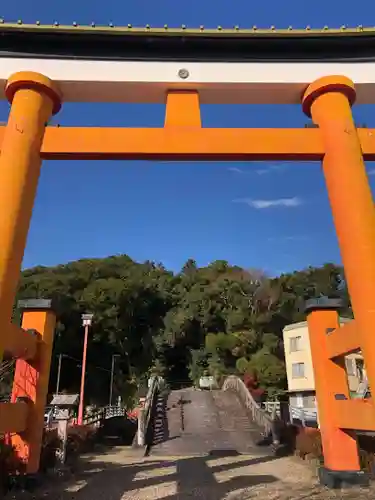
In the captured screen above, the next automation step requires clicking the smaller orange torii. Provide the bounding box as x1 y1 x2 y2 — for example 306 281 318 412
305 299 371 488
1 299 56 474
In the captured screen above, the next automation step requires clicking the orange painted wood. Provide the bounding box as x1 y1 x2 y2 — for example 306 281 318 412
25 127 326 160
0 126 374 161
307 309 361 471
0 402 28 433
164 91 202 127
3 323 39 361
325 321 360 359
11 309 56 473
305 76 375 407
0 72 56 366
334 400 375 431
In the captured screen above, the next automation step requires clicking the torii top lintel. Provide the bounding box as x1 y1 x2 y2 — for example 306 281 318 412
1 22 375 105
1 21 375 61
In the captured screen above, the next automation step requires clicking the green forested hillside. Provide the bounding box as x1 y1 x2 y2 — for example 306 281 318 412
2 256 351 405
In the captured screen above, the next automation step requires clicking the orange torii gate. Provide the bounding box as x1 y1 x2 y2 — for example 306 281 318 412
0 23 374 487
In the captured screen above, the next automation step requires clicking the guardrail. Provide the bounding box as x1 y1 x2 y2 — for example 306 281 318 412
289 406 318 426
262 401 318 427
222 376 276 440
82 405 127 427
262 401 282 416
137 376 162 447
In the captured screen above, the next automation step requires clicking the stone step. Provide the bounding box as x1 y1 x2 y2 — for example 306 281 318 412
150 388 269 457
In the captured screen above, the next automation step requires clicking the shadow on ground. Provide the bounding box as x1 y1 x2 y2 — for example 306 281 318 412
97 416 137 447
6 449 374 500
52 451 279 499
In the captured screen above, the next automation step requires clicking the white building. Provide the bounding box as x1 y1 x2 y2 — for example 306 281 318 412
282 318 365 412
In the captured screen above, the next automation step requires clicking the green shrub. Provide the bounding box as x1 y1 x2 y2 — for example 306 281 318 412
1 425 98 493
0 438 22 492
295 429 375 475
40 425 97 471
236 357 249 374
66 425 97 456
358 435 375 475
40 429 61 472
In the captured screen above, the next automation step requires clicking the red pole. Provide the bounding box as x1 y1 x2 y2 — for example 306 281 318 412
77 323 89 425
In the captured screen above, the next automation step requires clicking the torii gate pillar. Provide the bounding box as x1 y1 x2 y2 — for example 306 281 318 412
303 76 375 395
0 72 61 365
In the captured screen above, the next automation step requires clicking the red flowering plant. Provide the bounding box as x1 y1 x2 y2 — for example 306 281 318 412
243 372 265 402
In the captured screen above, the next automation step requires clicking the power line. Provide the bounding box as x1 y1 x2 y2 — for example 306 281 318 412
55 353 111 373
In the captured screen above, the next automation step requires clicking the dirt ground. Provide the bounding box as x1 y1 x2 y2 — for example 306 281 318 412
5 446 374 500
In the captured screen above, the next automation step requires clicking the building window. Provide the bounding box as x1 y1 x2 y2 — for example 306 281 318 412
345 357 356 376
292 362 305 378
289 394 304 407
290 336 302 352
356 359 365 382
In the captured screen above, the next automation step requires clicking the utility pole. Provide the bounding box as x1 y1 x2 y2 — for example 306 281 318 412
109 354 120 407
55 353 63 395
78 313 93 426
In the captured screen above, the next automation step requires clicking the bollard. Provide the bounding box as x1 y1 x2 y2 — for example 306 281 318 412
137 408 145 447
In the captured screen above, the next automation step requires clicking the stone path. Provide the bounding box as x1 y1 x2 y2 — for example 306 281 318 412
6 446 374 500
150 389 265 456
5 389 374 499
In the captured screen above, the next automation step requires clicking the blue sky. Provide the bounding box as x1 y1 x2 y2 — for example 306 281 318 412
2 1 375 276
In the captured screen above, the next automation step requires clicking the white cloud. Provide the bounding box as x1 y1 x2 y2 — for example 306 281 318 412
228 167 244 174
284 235 309 240
255 164 287 175
234 197 303 209
229 164 288 176
267 235 309 242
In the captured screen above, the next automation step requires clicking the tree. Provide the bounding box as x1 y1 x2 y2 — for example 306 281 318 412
8 256 351 403
247 348 286 396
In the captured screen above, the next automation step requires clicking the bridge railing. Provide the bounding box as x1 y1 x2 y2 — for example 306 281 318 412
137 376 162 447
289 406 318 426
222 375 276 439
262 401 281 416
262 401 318 427
82 405 127 427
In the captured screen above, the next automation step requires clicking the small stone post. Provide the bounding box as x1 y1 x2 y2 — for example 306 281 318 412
137 407 145 447
56 409 70 466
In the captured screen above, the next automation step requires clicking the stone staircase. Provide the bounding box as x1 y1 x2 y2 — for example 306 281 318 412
210 389 266 448
149 388 268 457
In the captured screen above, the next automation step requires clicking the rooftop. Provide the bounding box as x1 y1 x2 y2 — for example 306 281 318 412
283 317 352 332
0 21 373 36
1 22 375 62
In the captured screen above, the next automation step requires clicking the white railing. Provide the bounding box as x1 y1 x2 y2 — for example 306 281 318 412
103 405 126 419
82 405 126 427
262 401 281 416
289 406 318 426
137 376 161 446
222 376 274 437
223 376 319 436
262 401 318 427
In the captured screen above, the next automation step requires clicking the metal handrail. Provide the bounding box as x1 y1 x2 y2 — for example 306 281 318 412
136 376 162 447
289 406 318 422
82 404 126 426
143 376 160 432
